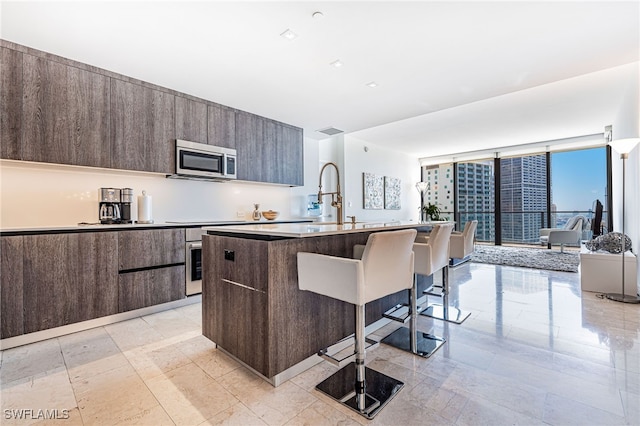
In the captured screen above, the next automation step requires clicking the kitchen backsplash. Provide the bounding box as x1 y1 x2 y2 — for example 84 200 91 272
0 160 297 228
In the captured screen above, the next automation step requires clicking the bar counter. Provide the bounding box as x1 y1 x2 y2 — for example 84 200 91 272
202 221 440 385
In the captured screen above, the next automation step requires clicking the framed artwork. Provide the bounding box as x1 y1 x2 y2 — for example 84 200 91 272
363 172 383 209
384 176 401 209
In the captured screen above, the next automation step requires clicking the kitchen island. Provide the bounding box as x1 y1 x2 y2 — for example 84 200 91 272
201 221 438 385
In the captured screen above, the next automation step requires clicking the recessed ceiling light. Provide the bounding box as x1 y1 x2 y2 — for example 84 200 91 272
280 29 298 41
366 81 378 88
312 11 324 19
330 59 343 68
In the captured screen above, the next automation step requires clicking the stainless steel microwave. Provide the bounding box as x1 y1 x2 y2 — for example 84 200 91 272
172 139 237 180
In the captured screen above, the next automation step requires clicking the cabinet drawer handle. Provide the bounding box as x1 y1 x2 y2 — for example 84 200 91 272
221 278 265 294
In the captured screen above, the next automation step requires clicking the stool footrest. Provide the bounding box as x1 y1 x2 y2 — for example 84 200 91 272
424 285 444 297
383 303 424 323
318 337 379 367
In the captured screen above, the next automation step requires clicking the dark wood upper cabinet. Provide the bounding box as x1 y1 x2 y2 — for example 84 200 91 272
21 54 111 167
262 119 279 183
277 124 304 186
175 96 208 144
207 103 236 148
235 112 303 186
235 111 265 182
1 47 23 160
111 79 175 173
1 42 304 185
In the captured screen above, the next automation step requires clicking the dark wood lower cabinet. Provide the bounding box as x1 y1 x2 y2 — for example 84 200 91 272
1 236 25 338
1 229 187 340
22 233 118 334
118 265 185 312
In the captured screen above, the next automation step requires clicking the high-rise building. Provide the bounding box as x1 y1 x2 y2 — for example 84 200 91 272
456 161 495 242
423 164 454 218
500 155 548 243
423 161 495 241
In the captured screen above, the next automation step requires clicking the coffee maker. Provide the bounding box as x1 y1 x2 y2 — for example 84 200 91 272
120 188 133 224
99 188 121 224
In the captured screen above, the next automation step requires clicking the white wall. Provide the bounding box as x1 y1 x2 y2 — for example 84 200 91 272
610 61 640 293
0 137 320 228
342 135 421 222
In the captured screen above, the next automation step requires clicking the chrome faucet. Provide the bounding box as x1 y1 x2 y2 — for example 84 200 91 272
318 162 343 225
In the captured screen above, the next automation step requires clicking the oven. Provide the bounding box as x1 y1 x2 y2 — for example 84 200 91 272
185 228 206 295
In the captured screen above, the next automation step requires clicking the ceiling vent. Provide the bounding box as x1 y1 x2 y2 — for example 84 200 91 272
317 127 344 136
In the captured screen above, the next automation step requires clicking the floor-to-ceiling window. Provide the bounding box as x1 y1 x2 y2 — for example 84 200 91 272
424 145 608 247
550 147 608 237
500 154 548 244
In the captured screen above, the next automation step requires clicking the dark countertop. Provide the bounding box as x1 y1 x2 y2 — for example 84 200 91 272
0 219 314 237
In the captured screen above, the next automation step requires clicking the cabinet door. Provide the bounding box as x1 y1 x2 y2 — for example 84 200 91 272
118 265 185 312
207 103 236 148
22 54 111 167
175 96 208 144
23 232 118 333
1 47 23 160
1 236 24 338
111 79 175 173
276 123 303 186
202 236 268 375
118 229 185 271
262 119 278 183
235 111 265 182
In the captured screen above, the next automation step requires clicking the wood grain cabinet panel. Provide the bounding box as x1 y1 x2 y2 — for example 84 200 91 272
111 79 175 173
1 236 24 338
118 265 184 312
1 47 23 160
22 232 118 334
234 112 303 186
202 237 267 374
262 119 279 183
175 96 208 144
235 111 265 182
276 124 304 186
207 103 236 148
118 229 185 271
21 54 111 167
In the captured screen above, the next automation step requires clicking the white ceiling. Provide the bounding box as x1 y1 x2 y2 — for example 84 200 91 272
1 1 638 159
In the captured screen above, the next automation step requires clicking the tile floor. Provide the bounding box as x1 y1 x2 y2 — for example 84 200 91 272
1 262 639 425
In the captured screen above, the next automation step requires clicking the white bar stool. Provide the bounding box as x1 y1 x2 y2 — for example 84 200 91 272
381 223 453 357
297 229 417 419
420 221 474 324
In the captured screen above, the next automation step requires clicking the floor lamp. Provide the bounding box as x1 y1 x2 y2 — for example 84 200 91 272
415 181 429 223
606 137 640 304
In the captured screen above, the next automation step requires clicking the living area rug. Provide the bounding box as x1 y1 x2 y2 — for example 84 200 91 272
470 245 579 273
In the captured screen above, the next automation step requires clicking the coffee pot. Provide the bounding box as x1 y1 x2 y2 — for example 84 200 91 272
99 188 122 224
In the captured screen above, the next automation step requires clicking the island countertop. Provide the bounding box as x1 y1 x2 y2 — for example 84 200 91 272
203 220 447 239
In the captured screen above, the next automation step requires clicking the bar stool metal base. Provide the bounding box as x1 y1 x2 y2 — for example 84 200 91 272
605 293 640 304
315 362 404 419
421 304 471 324
381 326 445 358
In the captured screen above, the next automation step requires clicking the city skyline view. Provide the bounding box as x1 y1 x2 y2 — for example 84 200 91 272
423 146 607 244
551 147 607 212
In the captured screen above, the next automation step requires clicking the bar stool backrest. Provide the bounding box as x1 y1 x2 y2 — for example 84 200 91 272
360 229 417 303
428 223 454 271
